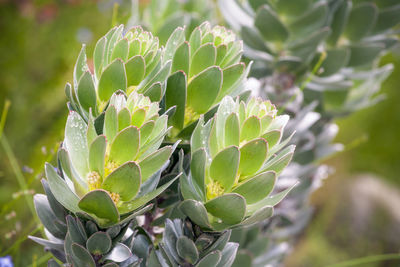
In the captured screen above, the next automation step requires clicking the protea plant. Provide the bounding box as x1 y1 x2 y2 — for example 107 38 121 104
46 91 179 226
66 24 170 122
179 96 296 230
163 22 250 137
30 19 298 266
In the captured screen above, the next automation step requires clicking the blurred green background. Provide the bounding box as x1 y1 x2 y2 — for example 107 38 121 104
0 1 399 266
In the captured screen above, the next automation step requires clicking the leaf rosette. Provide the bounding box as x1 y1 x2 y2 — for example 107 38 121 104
163 22 251 137
46 92 180 226
179 95 297 230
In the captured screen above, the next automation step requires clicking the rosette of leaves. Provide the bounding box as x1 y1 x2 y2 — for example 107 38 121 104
30 180 143 266
46 92 180 226
163 22 250 137
151 219 239 267
130 0 216 44
179 96 296 230
66 24 171 121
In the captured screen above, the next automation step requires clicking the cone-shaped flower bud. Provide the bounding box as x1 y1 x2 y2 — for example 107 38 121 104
179 96 296 230
164 22 250 137
67 24 171 121
46 92 179 226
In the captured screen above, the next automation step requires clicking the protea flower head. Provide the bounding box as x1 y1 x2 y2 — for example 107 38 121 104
179 96 296 230
163 21 250 137
66 24 170 121
46 92 179 226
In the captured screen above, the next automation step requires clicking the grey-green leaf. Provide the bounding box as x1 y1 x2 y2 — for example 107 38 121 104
176 236 199 264
86 232 112 255
98 59 127 102
187 66 222 114
102 162 141 201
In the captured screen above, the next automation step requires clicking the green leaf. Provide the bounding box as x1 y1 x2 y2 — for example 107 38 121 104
239 138 268 176
210 146 240 191
66 215 86 245
125 56 145 87
179 200 211 229
319 48 350 77
139 61 171 93
139 121 155 144
166 71 187 130
58 148 87 196
344 3 377 42
233 171 276 204
254 5 288 43
102 162 141 201
241 25 270 53
187 66 222 114
119 173 181 214
131 108 146 127
104 105 118 143
216 243 239 267
276 0 311 16
373 5 400 33
118 108 131 131
189 43 216 77
45 163 80 213
77 71 96 113
74 45 88 87
87 112 98 146
327 0 351 46
348 44 384 67
78 189 119 223
189 27 202 58
172 42 190 74
33 195 65 239
98 59 127 102
65 111 89 178
247 182 298 215
262 145 294 175
139 146 173 182
94 36 106 79
219 63 245 98
224 113 240 147
143 82 163 102
240 116 261 142
72 244 96 267
191 148 207 198
240 206 273 226
89 135 106 177
289 2 328 37
164 27 186 63
195 251 221 267
109 126 140 164
87 232 112 255
111 38 129 61
176 236 199 264
216 44 228 66
205 193 246 225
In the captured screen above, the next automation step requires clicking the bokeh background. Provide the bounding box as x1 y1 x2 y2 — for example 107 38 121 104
0 1 399 266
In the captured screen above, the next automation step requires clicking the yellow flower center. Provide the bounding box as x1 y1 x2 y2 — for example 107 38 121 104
109 192 120 205
206 180 225 200
104 161 119 177
184 106 200 127
87 171 101 191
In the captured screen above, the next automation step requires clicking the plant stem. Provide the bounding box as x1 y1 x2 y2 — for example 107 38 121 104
0 134 39 225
